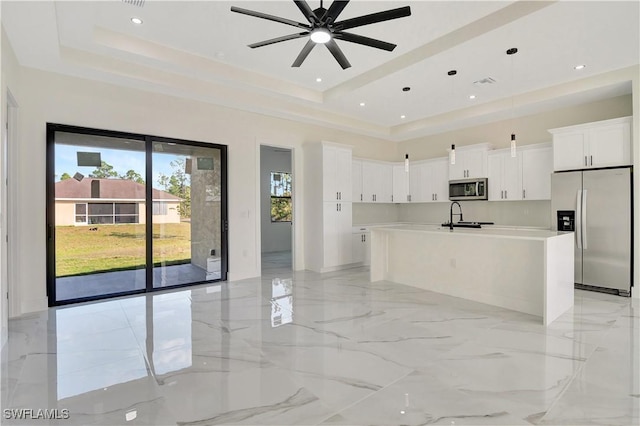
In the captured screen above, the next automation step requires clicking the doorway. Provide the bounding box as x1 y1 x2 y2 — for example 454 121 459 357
46 124 228 306
260 146 293 271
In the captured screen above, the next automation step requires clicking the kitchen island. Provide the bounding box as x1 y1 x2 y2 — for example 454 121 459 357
370 225 574 325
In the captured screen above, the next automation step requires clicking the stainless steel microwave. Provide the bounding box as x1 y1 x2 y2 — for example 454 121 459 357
449 178 488 201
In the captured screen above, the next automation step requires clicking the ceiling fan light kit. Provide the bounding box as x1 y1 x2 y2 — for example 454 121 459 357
231 0 412 69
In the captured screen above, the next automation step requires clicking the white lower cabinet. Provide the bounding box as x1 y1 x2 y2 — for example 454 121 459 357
352 227 370 266
323 202 352 268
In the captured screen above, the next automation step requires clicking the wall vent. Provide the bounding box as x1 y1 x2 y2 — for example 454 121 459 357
122 0 145 7
473 77 497 86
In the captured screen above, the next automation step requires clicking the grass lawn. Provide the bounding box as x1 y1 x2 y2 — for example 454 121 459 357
55 222 192 277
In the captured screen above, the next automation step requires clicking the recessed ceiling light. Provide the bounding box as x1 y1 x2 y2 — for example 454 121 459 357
131 17 143 25
574 64 586 70
469 95 476 100
359 102 365 107
400 115 406 119
316 77 322 82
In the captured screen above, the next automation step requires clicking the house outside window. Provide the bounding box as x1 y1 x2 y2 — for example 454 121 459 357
270 171 292 222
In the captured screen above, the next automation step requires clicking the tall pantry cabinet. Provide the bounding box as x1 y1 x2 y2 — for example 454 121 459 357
304 142 353 272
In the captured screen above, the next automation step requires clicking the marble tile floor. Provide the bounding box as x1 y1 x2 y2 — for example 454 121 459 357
1 265 638 426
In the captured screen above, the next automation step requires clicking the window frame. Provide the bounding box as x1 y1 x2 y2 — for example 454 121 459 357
269 171 292 223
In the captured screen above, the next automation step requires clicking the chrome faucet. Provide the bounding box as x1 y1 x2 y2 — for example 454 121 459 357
449 201 463 230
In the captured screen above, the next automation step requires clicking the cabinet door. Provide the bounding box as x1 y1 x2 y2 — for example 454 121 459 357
522 147 553 200
553 132 586 171
323 202 352 267
464 149 488 178
588 123 631 168
379 163 393 202
336 147 352 201
322 202 340 267
487 153 503 201
431 158 449 202
322 146 339 201
392 164 409 203
448 157 466 180
502 154 522 200
409 163 423 202
352 233 365 263
361 161 377 202
338 203 353 264
352 160 363 203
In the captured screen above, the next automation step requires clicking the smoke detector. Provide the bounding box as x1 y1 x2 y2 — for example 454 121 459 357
473 77 497 86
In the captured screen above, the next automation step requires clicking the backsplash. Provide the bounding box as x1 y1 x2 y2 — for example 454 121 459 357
352 201 551 228
352 203 400 224
397 200 552 228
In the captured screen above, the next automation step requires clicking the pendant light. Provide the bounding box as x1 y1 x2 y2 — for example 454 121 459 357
507 48 518 157
404 154 410 172
448 70 457 164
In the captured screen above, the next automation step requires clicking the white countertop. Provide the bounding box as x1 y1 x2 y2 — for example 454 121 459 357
370 224 569 241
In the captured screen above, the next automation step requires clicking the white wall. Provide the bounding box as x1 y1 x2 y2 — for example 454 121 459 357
4 63 394 316
260 146 291 253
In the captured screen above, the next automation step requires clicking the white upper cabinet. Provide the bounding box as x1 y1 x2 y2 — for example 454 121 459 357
352 159 363 203
422 158 449 202
392 164 409 203
409 162 427 202
361 160 393 203
449 144 490 180
550 116 631 171
488 143 553 201
488 150 522 201
521 145 553 200
322 144 352 201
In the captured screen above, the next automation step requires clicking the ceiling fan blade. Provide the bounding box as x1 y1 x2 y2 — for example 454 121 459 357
231 6 310 30
323 0 349 24
294 0 319 24
333 6 411 31
292 39 316 67
325 39 351 69
334 32 396 51
249 32 310 49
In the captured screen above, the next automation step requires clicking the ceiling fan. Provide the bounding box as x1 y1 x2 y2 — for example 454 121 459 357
230 0 411 69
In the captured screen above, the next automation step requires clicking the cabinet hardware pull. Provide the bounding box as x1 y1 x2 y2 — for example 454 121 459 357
360 194 363 201
336 203 339 211
501 190 503 199
336 192 339 200
505 190 507 199
364 235 366 242
590 155 593 166
585 156 587 166
523 189 526 199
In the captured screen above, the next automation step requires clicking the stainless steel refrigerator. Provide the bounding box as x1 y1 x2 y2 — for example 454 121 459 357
551 167 632 296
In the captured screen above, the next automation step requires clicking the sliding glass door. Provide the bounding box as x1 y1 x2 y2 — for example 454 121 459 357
151 140 223 288
46 124 227 306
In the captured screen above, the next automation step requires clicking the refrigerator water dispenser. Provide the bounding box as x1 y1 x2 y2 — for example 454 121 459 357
557 210 575 232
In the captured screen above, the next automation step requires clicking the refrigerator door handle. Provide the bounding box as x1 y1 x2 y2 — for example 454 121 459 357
582 189 588 250
576 189 583 249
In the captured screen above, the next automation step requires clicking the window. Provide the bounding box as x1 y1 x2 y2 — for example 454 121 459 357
152 201 168 215
270 172 292 222
75 203 87 224
86 202 139 224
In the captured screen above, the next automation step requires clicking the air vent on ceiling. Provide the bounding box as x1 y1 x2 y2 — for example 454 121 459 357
473 77 497 86
122 0 145 7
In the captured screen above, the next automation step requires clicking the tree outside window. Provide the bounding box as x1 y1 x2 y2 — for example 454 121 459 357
270 172 292 222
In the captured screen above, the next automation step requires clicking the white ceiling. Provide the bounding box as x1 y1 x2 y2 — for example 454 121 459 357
2 1 639 142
